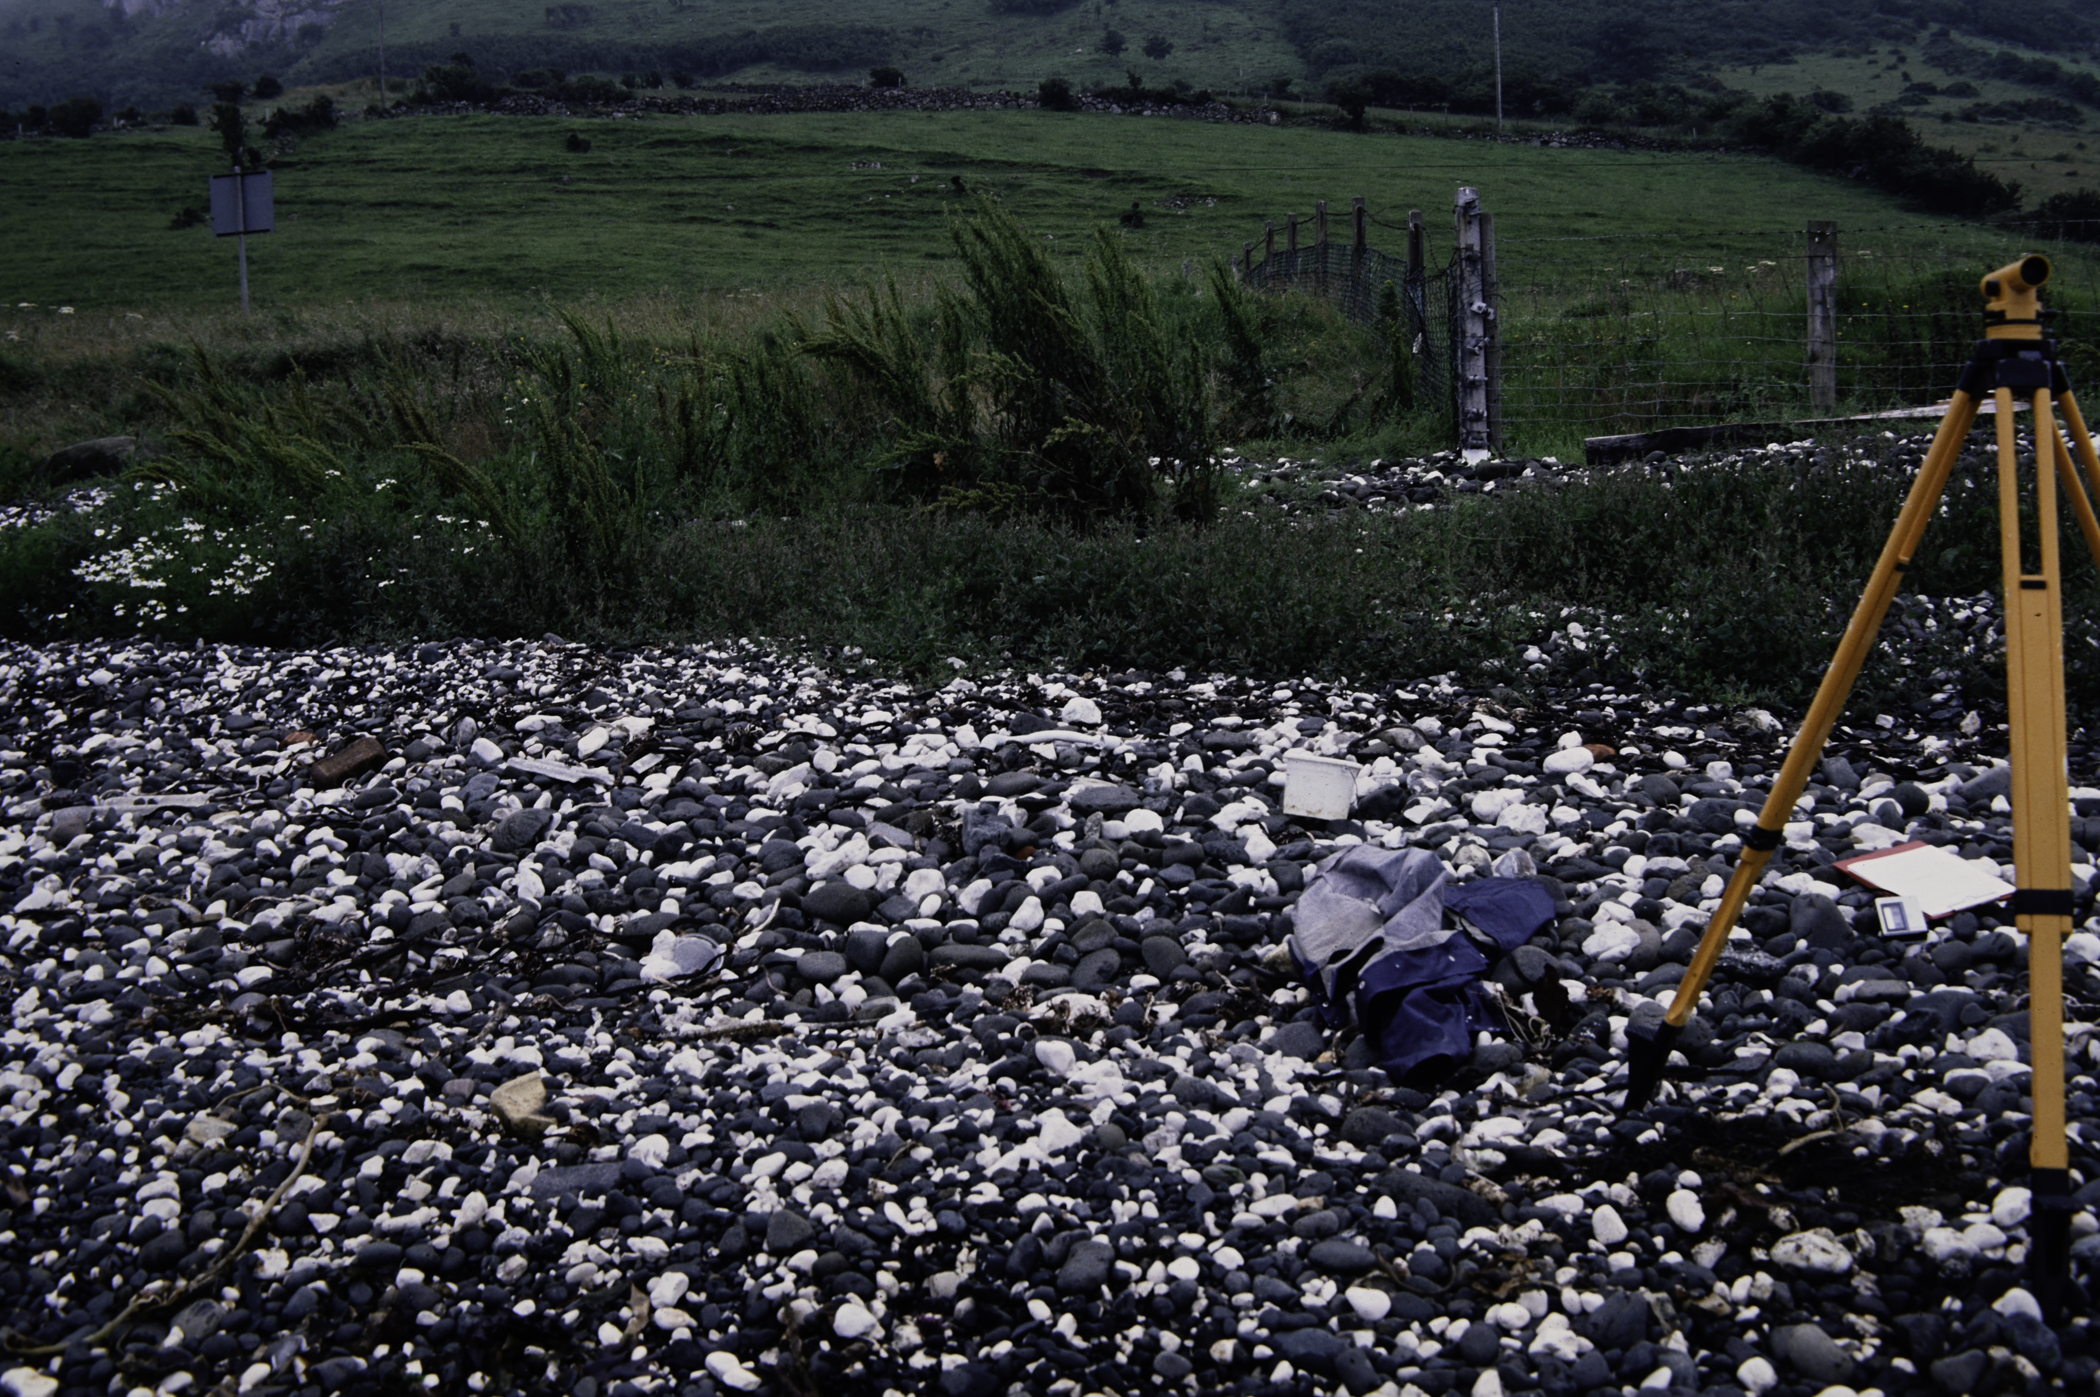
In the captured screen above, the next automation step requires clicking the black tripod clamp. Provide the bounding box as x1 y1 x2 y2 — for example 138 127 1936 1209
1955 335 2076 400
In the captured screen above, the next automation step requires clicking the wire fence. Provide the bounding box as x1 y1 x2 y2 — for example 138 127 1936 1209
1237 207 2100 452
1494 228 2100 448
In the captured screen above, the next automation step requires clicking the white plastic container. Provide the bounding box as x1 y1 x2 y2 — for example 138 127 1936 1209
1282 751 1362 821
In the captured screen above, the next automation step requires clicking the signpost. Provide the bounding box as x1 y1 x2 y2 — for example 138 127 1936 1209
208 169 274 314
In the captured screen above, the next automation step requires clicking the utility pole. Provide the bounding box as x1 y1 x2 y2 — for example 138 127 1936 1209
1493 2 1504 131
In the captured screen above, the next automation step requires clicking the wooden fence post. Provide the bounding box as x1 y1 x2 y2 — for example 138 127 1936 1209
1315 199 1329 298
1455 186 1492 460
1287 212 1299 255
1352 196 1367 311
1407 209 1424 283
1265 219 1276 267
1242 241 1253 281
1807 220 1839 413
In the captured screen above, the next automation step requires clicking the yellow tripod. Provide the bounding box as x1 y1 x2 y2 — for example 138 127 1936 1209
1622 256 2088 1322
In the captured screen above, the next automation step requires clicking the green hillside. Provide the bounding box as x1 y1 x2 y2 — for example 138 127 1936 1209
4 0 2100 220
3 0 2096 120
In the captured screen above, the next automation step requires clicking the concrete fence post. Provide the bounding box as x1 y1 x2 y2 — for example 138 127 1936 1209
1807 220 1839 413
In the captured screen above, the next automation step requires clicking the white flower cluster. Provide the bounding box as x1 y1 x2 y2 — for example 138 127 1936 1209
70 517 276 622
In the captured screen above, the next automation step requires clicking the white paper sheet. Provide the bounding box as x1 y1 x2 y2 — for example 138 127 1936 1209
1834 841 2016 919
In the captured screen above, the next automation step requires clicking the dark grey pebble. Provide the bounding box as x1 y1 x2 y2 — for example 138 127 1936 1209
797 950 849 984
802 882 873 925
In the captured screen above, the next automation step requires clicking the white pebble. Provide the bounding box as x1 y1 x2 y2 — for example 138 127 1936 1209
1486 1300 1532 1330
1059 696 1103 726
1666 1189 1705 1234
1769 1228 1853 1275
1345 1286 1391 1322
1582 923 1641 963
0 1371 58 1397
833 1302 879 1340
1967 1027 2021 1062
1034 1039 1077 1075
706 1352 763 1392
648 1272 692 1309
1542 746 1594 775
1993 1287 2043 1322
1736 1356 1777 1395
1992 1187 2032 1228
1591 1204 1628 1246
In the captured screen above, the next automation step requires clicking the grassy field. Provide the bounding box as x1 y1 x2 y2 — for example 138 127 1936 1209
0 106 2045 319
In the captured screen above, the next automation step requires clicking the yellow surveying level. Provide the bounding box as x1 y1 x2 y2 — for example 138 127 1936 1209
1622 255 2087 1321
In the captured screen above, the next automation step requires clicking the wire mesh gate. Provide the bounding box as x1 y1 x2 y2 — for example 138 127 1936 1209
1240 214 1463 429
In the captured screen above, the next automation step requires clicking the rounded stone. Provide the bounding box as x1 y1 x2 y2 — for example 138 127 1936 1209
797 951 849 984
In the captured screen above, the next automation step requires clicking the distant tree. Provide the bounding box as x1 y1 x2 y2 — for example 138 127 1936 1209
869 65 905 88
48 96 100 138
253 73 283 99
1809 89 1853 114
450 51 475 67
1100 27 1126 57
1328 77 1368 130
619 73 639 89
2036 188 2100 242
264 94 336 137
208 101 247 164
1142 33 1172 61
643 70 663 88
169 104 200 125
1038 76 1078 111
559 74 622 102
115 105 141 124
670 70 694 88
1267 74 1294 98
207 79 245 104
25 106 47 131
419 58 496 103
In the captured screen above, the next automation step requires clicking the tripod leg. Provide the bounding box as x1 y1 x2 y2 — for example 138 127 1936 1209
2002 386 2078 1324
1623 391 1981 1109
2050 426 2100 575
2059 390 2100 573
